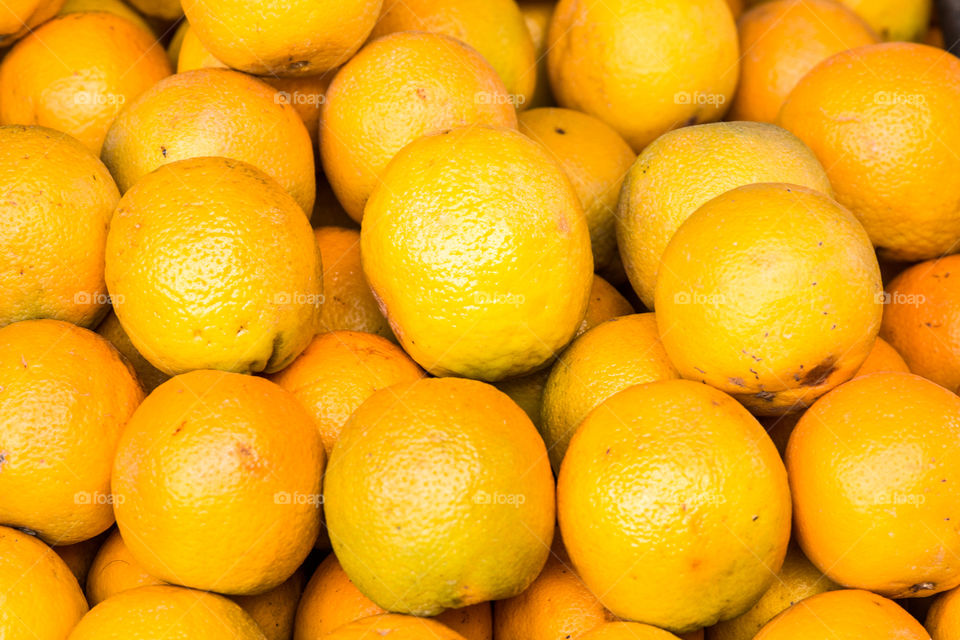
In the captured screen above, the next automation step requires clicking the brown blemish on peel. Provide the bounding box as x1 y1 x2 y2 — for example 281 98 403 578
801 357 837 386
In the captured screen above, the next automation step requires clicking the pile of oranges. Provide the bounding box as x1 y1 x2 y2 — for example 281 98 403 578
1 0 960 639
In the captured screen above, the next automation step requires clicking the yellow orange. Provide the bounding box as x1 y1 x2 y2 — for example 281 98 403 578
855 336 910 377
322 615 469 640
85 529 166 606
928 585 960 640
519 0 555 108
838 0 931 41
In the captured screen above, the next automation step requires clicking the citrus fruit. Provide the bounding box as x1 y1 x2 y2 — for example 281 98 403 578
361 125 593 381
752 589 929 639
616 121 832 309
0 12 171 153
268 330 425 456
655 183 882 415
0 525 88 639
547 0 739 151
181 0 381 76
325 377 555 616
880 255 960 391
0 319 142 545
101 68 316 214
787 372 960 598
111 370 324 595
519 0 555 108
322 615 469 640
320 31 517 222
518 107 636 274
53 532 107 586
0 125 120 328
928 585 960 640
104 157 321 376
558 379 791 632
778 42 960 261
579 622 681 640
176 22 228 71
58 0 153 34
730 0 877 123
231 569 306 640
85 529 166 605
313 227 391 338
68 585 266 640
493 535 615 640
95 312 169 393
0 0 64 47
838 0 932 41
705 543 840 640
127 0 179 19
855 336 910 377
370 0 536 106
541 313 680 472
294 553 492 640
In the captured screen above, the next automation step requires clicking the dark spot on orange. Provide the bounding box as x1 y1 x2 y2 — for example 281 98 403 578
555 127 566 134
752 515 759 521
173 421 185 435
556 214 570 234
160 145 167 157
690 558 702 569
729 376 745 387
801 357 837 386
910 582 935 593
416 87 427 100
755 390 775 401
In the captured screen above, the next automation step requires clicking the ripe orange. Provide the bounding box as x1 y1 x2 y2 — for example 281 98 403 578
855 336 909 377
371 0 536 106
655 183 882 415
730 0 877 123
105 157 322 376
493 535 616 640
928 585 960 640
0 125 120 328
85 529 166 606
579 623 682 640
541 313 680 471
0 0 64 47
58 0 153 34
112 370 324 595
616 121 832 309
322 615 470 640
838 0 931 41
52 531 108 586
753 589 928 639
176 22 228 71
0 320 142 545
880 255 960 391
548 0 739 151
181 0 381 76
68 585 266 639
320 31 518 222
325 377 555 616
519 0 555 108
95 312 169 393
0 12 171 153
787 372 960 598
779 42 960 261
518 107 636 274
313 227 391 338
231 569 307 640
101 68 316 214
268 330 425 456
558 380 791 632
0 525 88 638
294 553 492 640
362 126 592 381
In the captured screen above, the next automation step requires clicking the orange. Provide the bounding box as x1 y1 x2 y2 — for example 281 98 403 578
313 227 391 338
111 370 324 595
880 255 960 391
58 0 154 34
320 31 518 222
85 529 166 606
838 0 932 41
181 0 380 76
548 0 739 151
96 311 169 393
325 378 555 616
268 330 425 456
616 121 832 309
518 108 636 274
361 126 592 381
788 372 960 598
779 42 960 261
231 569 307 640
0 13 171 153
105 157 321 376
0 0 64 48
855 336 910 377
730 0 877 123
753 589 929 639
655 183 882 415
0 320 142 545
101 68 316 214
371 0 536 106
294 553 492 640
0 125 120 328
127 0 180 19
541 313 680 471
53 531 108 586
928 585 960 639
176 21 228 71
579 623 681 640
558 380 791 632
0 525 88 639
519 0 555 108
322 614 469 640
705 543 840 640
493 535 615 640
68 585 266 639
